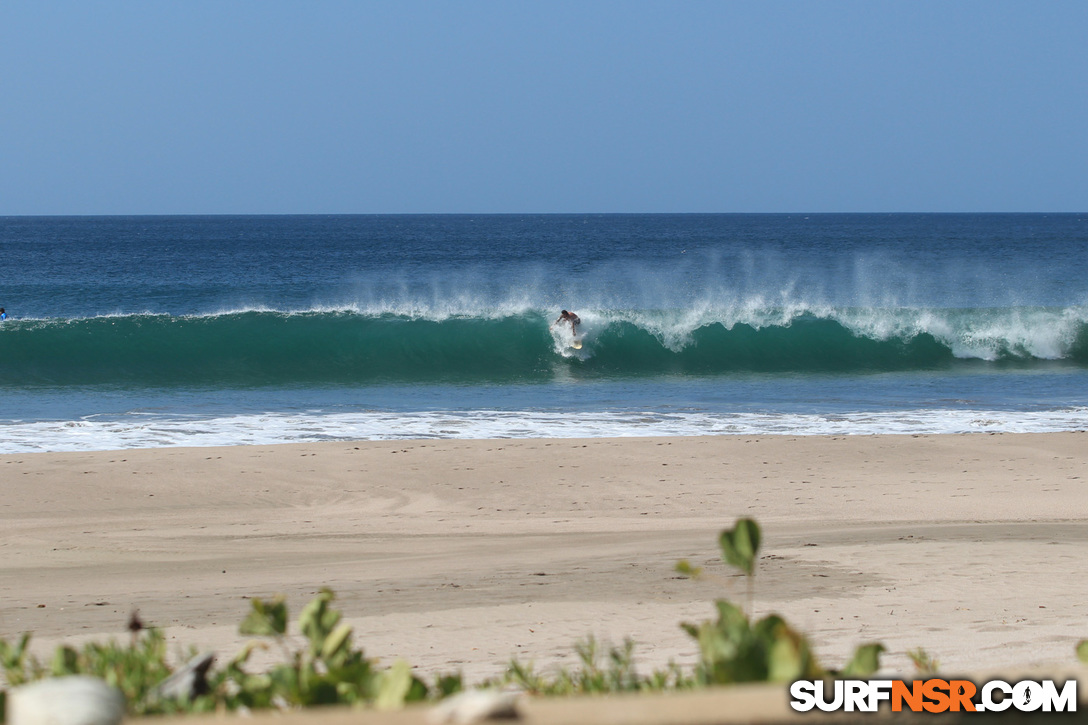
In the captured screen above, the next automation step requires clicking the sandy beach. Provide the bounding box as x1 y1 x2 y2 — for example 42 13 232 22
2 432 1087 683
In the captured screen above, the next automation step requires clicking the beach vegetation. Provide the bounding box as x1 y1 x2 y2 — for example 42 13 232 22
673 559 703 578
679 517 884 685
907 647 940 675
718 517 761 577
0 519 895 720
0 628 192 716
499 636 691 695
0 589 455 720
208 587 442 711
676 517 761 611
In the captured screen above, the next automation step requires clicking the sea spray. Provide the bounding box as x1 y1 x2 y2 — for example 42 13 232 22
4 213 1088 451
2 306 1086 387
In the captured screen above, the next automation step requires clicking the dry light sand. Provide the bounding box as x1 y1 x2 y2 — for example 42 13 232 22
2 433 1087 683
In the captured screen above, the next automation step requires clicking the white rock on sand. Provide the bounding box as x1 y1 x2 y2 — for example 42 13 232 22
7 676 124 725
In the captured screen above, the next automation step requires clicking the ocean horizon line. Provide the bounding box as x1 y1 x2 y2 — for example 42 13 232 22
4 210 1088 220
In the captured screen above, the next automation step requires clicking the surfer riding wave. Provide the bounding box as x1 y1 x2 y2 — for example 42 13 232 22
553 310 580 335
551 309 583 350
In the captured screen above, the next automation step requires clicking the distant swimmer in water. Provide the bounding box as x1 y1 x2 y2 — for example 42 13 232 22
0 308 6 321
554 309 580 335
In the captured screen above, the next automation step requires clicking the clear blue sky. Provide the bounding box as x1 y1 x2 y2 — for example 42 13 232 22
2 1 1086 214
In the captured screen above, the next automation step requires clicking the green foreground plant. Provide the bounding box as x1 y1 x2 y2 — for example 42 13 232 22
0 589 460 719
677 518 884 685
500 636 693 696
1 627 186 716
1 519 894 719
223 587 459 710
907 647 940 675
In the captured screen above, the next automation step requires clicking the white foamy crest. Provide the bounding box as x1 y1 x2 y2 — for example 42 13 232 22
583 297 829 353
954 307 1085 360
831 305 1088 361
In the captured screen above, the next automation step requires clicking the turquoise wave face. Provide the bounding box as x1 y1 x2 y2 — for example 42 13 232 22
2 308 1086 387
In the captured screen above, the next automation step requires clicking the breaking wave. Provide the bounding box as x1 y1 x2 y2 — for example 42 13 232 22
1 305 1086 386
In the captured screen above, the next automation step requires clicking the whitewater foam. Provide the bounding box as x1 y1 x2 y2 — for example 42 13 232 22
3 407 1087 453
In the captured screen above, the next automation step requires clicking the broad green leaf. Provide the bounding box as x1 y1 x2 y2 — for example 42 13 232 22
434 673 463 697
714 599 751 638
752 613 786 640
719 518 761 577
16 632 31 660
299 588 341 656
842 643 885 677
375 659 413 710
1077 640 1088 664
767 630 805 682
0 633 32 678
321 623 354 662
269 664 302 704
50 645 79 676
405 676 429 703
762 619 818 681
239 595 288 637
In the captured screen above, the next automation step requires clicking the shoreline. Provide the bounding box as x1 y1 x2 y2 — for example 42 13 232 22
5 406 1088 453
2 432 1087 682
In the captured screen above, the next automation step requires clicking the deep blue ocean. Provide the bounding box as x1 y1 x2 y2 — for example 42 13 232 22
2 214 1087 452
